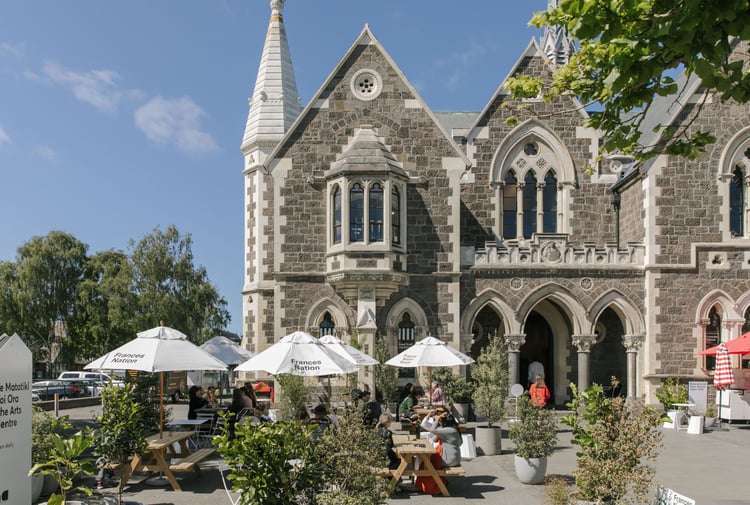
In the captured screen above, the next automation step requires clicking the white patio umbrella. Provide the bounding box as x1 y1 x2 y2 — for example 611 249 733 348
386 336 474 405
234 331 359 376
85 325 228 437
319 334 378 406
200 336 254 400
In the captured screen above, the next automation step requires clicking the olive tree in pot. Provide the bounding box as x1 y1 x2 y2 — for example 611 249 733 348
471 334 508 455
508 394 558 484
655 377 688 429
562 382 663 505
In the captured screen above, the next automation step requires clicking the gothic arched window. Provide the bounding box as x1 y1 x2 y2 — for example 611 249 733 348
369 183 384 242
704 306 721 370
391 186 401 245
503 171 517 239
332 185 342 244
543 171 557 233
397 313 416 378
319 312 336 337
730 165 745 236
350 183 364 243
523 172 537 238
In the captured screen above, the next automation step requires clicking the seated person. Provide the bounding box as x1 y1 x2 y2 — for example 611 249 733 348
430 381 445 406
204 385 218 405
359 390 382 427
307 403 334 442
398 389 422 422
420 408 462 467
374 412 399 469
188 385 208 420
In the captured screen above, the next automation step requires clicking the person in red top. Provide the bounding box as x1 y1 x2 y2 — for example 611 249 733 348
529 374 551 407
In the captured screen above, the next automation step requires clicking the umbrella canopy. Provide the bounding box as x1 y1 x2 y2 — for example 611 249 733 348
234 331 359 376
696 331 750 356
714 343 735 391
319 335 379 365
385 336 474 368
200 336 254 366
85 326 228 372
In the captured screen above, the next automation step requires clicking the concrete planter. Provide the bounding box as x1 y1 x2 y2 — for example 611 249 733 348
474 425 502 455
41 474 58 496
513 455 547 484
31 472 44 503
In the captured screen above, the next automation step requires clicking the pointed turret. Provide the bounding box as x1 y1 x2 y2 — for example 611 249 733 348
241 0 301 157
539 0 575 66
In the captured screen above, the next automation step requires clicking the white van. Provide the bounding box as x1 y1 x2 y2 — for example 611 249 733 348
57 371 124 386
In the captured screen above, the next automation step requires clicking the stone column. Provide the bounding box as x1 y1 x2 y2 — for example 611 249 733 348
622 334 644 400
516 183 524 241
572 334 597 391
504 334 526 391
536 182 544 232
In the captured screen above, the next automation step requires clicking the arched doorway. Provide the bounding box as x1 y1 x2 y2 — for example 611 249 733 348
470 306 503 359
590 307 627 392
520 311 554 397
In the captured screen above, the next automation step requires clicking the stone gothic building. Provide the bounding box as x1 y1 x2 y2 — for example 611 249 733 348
241 0 750 405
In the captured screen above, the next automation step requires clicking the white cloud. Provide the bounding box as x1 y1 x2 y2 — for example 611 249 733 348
33 145 58 161
0 42 24 58
432 41 488 92
134 96 218 154
41 60 122 112
0 126 11 147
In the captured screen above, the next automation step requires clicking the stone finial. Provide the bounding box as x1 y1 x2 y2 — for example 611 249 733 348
572 334 597 352
270 0 284 17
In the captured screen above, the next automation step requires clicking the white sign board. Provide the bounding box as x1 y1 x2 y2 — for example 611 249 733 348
688 381 708 414
655 486 695 505
0 333 32 505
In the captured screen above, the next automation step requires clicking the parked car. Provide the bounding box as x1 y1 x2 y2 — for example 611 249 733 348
31 391 40 402
79 379 109 396
32 380 89 400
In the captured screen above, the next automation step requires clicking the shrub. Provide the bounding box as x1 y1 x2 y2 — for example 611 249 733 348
471 334 509 427
655 377 688 411
31 407 73 466
432 367 473 404
509 394 558 459
95 382 147 465
276 373 308 421
562 382 663 504
374 335 398 403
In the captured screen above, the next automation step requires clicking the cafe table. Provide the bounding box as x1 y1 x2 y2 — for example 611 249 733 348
390 442 451 497
117 431 201 492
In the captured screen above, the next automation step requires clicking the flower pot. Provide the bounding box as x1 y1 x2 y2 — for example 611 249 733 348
662 410 678 429
41 473 58 496
513 455 547 484
31 472 44 503
452 403 469 423
474 425 502 455
704 416 716 429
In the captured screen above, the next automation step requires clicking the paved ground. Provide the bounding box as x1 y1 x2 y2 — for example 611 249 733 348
55 403 749 505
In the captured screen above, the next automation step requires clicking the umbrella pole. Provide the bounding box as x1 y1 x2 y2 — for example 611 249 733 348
718 389 723 429
429 368 433 407
327 376 331 411
159 371 164 438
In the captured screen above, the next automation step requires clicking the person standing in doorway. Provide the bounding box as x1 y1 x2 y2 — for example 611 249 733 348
527 360 545 388
529 374 551 407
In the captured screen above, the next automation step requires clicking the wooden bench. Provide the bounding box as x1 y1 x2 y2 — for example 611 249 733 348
372 466 466 478
169 448 216 473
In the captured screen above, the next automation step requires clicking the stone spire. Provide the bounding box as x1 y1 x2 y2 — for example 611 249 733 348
241 0 301 154
539 0 575 66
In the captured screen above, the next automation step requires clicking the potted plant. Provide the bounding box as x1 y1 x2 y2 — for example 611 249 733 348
29 428 98 505
508 394 558 484
432 367 472 422
471 334 508 455
32 408 74 499
704 403 717 428
562 382 663 505
655 377 688 428
374 335 398 412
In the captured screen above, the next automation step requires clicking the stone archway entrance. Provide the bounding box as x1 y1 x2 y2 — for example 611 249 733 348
520 311 554 398
470 306 503 359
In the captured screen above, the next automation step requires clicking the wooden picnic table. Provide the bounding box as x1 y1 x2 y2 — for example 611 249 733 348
388 442 458 496
115 430 214 492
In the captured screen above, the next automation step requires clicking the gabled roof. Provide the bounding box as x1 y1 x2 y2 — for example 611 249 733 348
327 125 408 178
264 24 472 170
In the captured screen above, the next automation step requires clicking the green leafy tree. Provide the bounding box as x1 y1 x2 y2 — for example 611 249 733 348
129 225 229 342
373 335 398 403
276 374 308 421
95 382 147 464
69 250 137 361
505 0 750 159
508 394 558 459
471 334 508 427
131 373 171 432
0 231 87 375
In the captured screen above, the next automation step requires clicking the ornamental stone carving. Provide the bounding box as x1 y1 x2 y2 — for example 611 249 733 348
622 334 644 353
505 334 526 352
572 334 597 352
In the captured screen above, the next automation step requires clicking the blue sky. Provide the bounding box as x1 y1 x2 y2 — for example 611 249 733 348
0 1 543 335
